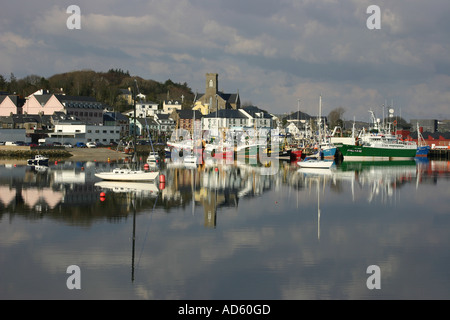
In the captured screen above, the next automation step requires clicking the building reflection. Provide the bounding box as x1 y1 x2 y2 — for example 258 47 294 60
0 158 449 226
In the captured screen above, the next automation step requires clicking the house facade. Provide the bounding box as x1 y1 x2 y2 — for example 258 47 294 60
0 95 25 116
47 122 121 145
170 110 202 133
201 109 250 136
162 100 182 114
22 94 105 124
124 102 160 118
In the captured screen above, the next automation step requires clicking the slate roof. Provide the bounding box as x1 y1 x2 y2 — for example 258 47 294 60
55 95 104 110
242 106 272 119
203 109 248 119
176 110 202 119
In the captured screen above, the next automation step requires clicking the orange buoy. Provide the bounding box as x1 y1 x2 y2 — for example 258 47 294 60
100 196 106 202
100 192 106 197
159 174 166 183
159 183 165 190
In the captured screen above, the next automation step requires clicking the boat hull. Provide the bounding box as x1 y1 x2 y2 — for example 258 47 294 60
338 144 417 161
416 146 431 157
297 159 335 169
95 170 159 181
290 149 303 161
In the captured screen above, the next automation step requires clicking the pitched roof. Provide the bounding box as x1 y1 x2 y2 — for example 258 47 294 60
242 106 272 119
203 109 247 119
176 110 202 119
283 111 314 121
55 95 104 109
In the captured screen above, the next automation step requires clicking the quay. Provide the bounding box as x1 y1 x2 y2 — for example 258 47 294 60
429 147 450 160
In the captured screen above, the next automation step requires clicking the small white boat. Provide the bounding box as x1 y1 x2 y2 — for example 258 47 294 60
297 159 335 169
146 151 160 165
95 168 159 181
27 154 49 166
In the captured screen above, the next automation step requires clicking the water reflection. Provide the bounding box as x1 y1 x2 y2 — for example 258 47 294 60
1 158 448 226
2 158 450 299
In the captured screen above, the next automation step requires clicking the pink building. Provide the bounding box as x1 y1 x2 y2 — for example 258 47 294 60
0 95 25 116
23 94 64 115
22 94 104 125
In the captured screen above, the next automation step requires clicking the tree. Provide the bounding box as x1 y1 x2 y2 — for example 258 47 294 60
328 107 346 129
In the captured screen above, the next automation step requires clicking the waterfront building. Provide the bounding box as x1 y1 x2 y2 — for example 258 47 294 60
46 117 120 145
22 94 105 125
103 112 129 139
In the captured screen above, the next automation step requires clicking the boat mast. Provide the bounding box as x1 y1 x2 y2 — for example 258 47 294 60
132 79 138 164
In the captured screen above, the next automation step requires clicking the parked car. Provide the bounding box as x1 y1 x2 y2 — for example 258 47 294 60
86 142 97 148
52 142 62 147
75 142 86 148
63 142 73 148
5 141 18 146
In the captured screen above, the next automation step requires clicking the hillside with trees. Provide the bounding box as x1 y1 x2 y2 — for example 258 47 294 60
0 69 195 113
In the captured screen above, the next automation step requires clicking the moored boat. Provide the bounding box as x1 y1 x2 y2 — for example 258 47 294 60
297 159 335 169
27 154 49 166
338 110 417 161
95 168 159 181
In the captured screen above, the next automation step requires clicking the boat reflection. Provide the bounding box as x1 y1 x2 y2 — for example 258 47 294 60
1 158 449 227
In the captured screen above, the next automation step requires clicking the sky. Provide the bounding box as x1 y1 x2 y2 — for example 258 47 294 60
1 0 449 122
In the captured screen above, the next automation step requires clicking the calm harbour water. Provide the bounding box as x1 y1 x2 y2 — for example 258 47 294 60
1 157 450 300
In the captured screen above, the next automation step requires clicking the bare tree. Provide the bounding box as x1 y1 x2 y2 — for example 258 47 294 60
328 107 346 128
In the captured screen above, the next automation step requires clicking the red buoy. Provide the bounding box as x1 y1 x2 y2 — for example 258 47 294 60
159 174 166 183
144 164 149 171
100 192 106 197
159 183 165 190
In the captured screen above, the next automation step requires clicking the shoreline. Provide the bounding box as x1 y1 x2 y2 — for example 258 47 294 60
0 147 131 163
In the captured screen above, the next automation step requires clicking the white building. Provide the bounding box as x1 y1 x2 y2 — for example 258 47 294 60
46 123 121 145
162 100 182 114
125 102 160 118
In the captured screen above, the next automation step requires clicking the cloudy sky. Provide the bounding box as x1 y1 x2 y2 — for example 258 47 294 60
1 0 449 121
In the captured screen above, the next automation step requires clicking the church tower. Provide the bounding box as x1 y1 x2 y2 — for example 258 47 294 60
205 73 219 112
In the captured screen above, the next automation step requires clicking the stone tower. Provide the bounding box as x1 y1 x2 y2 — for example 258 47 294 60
205 73 218 97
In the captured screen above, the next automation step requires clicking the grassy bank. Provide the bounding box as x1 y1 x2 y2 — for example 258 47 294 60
0 148 72 159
